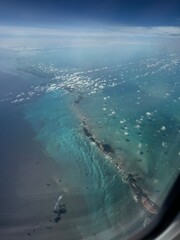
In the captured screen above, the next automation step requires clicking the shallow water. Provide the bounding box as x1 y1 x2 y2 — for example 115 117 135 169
1 47 180 239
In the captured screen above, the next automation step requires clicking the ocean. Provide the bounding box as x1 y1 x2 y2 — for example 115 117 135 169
0 46 179 239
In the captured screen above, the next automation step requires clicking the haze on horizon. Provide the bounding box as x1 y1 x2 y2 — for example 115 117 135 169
0 0 180 48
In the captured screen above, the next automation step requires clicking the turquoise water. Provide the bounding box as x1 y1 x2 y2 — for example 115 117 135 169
23 90 142 238
3 47 180 239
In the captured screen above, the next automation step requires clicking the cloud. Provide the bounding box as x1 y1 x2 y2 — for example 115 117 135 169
0 25 179 48
0 25 180 37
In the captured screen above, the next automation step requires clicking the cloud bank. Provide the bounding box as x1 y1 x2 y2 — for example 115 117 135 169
0 25 179 49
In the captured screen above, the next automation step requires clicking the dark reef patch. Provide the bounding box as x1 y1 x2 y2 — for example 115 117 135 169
53 204 67 223
74 95 83 104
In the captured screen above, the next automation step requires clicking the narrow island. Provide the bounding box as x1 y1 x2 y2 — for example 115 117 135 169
82 119 159 219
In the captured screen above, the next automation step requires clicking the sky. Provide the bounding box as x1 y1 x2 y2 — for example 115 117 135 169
0 0 180 27
0 0 180 48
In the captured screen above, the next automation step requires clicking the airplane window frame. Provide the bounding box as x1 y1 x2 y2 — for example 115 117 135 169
129 175 180 240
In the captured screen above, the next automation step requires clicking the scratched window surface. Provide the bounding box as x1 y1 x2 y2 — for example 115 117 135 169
0 44 179 239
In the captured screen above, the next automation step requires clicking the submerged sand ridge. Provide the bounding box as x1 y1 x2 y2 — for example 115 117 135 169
0 103 129 240
0 104 89 240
